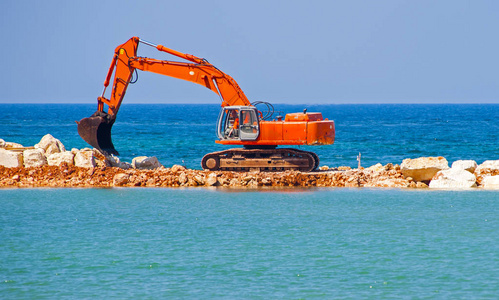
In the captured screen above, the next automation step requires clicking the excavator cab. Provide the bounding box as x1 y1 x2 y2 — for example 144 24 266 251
217 106 259 141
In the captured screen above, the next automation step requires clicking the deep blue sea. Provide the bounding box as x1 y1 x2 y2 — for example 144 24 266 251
1 104 498 169
1 104 498 298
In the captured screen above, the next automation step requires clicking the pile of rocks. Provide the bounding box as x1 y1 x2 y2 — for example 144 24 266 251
0 163 410 188
400 156 499 189
1 135 498 189
0 134 161 170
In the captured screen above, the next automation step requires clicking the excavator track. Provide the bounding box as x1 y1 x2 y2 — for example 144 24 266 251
201 148 319 172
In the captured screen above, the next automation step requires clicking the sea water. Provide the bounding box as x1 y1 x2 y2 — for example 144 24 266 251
1 188 498 298
1 104 498 298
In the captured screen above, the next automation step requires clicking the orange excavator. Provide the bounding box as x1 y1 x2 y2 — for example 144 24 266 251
77 37 335 172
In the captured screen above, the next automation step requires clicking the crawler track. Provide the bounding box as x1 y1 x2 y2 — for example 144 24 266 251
201 148 319 172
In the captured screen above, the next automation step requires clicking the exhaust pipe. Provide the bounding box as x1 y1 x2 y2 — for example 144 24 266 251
77 111 119 156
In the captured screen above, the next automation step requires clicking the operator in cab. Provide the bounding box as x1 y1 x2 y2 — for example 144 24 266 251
227 110 239 138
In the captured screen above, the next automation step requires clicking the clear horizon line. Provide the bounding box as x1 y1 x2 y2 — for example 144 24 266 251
0 101 498 105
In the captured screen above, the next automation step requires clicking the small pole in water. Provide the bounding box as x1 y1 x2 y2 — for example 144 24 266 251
357 152 361 169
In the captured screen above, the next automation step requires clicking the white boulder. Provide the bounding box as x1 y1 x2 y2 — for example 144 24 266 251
206 173 219 186
118 161 132 169
178 172 188 185
74 149 96 168
5 142 24 148
0 139 5 148
0 148 23 168
475 160 499 172
23 148 47 168
481 176 499 189
132 156 162 170
35 134 66 155
113 173 129 186
47 151 74 166
366 163 384 172
429 168 476 189
401 157 449 182
451 160 478 173
474 160 499 185
193 175 205 185
106 154 132 169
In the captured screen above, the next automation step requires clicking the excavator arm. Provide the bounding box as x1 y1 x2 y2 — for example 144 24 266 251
77 36 250 155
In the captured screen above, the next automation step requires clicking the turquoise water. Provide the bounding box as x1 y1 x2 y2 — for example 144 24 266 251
1 188 498 298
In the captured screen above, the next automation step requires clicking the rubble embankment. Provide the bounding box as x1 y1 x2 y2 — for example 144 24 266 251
1 134 498 189
0 163 414 188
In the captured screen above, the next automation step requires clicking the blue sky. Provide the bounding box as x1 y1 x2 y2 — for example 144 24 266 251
1 0 498 104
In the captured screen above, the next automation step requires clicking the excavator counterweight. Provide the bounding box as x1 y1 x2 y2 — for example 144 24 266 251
78 37 335 171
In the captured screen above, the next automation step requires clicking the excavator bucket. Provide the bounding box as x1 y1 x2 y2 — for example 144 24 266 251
77 112 119 156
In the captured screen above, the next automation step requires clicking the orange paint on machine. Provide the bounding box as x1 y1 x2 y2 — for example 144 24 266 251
78 37 335 171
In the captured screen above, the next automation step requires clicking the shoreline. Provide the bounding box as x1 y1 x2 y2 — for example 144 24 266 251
1 134 498 190
0 164 416 189
0 163 496 190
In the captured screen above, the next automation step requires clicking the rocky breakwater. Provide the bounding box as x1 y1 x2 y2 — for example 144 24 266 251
1 135 499 189
0 162 413 188
401 156 499 189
